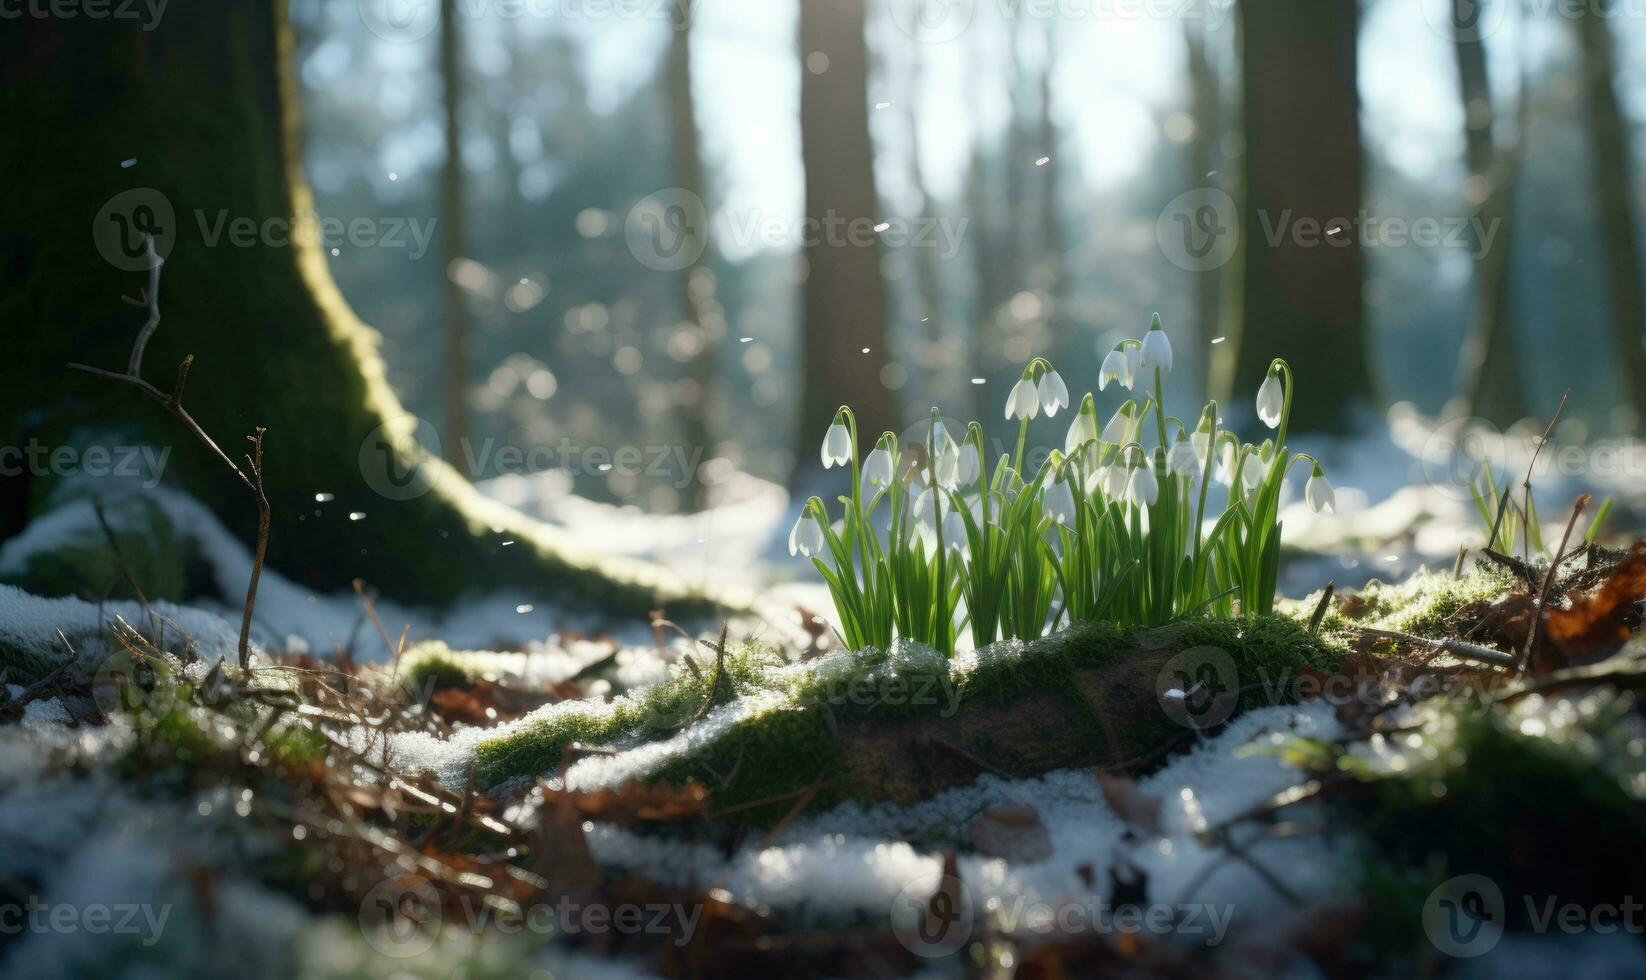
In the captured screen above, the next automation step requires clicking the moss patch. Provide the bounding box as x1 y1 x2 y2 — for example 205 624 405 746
1308 567 1514 638
1290 686 1646 940
472 614 1347 819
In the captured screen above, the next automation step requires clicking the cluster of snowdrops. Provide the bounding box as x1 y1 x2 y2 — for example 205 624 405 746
788 316 1336 657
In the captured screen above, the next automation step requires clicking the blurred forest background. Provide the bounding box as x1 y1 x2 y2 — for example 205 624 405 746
292 0 1646 513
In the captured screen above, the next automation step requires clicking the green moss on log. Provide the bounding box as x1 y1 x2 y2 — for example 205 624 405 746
470 614 1346 819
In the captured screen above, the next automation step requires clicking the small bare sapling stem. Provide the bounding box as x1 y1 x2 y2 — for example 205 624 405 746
69 234 270 669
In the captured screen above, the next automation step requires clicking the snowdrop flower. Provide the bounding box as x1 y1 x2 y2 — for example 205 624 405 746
1191 431 1212 470
957 443 980 486
821 418 851 468
1102 402 1137 446
1306 463 1336 514
861 445 894 496
1216 442 1238 487
1126 346 1142 384
1043 477 1077 525
1037 370 1070 417
1242 457 1263 492
1005 377 1040 420
788 510 824 557
1102 461 1128 499
1064 410 1097 454
931 418 957 456
1098 348 1133 392
1127 460 1159 507
1168 437 1200 479
1255 372 1284 429
913 486 944 527
918 419 961 487
1139 314 1173 374
942 509 970 555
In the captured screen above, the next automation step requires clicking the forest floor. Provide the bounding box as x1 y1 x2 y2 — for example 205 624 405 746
2 419 1645 978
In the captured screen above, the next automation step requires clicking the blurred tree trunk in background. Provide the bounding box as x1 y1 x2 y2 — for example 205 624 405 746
1183 16 1222 380
904 47 950 404
1035 24 1065 343
967 36 1006 422
1224 0 1372 430
0 0 713 617
1449 1 1526 425
1573 3 1646 423
670 0 719 510
439 0 471 468
797 0 895 472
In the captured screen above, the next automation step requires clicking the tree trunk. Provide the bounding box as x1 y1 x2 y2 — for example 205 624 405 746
904 47 948 407
1184 17 1222 376
439 0 471 468
1035 24 1064 307
1573 3 1646 421
1225 0 1372 430
1449 0 1526 424
796 0 895 470
967 35 1004 423
670 0 719 511
0 1 715 618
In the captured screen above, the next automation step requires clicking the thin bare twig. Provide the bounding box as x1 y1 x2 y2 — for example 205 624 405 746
1307 582 1335 633
1350 626 1517 668
1518 494 1590 674
1520 390 1568 561
68 233 270 669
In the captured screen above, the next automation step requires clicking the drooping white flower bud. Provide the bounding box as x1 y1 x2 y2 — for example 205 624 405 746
788 510 824 557
1098 348 1132 392
1306 465 1336 514
1127 461 1159 507
1256 372 1284 429
1043 477 1077 525
822 419 851 468
1139 314 1173 374
1005 377 1041 421
1037 370 1070 417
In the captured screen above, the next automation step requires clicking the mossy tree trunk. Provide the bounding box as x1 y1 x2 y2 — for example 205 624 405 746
1223 0 1372 430
0 2 715 619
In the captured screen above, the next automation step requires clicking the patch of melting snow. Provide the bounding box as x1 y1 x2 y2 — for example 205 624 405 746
575 704 1355 941
0 481 650 657
561 690 793 793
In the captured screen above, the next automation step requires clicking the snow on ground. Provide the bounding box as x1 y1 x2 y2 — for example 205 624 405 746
588 706 1346 947
0 479 659 658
